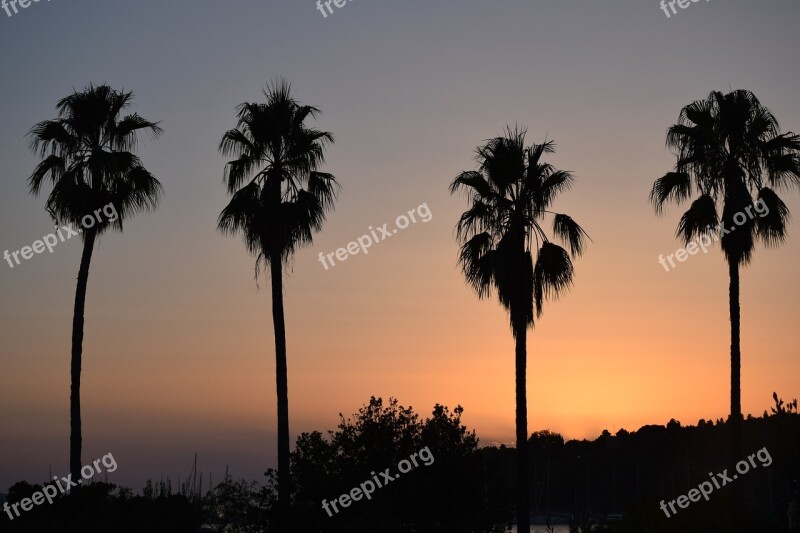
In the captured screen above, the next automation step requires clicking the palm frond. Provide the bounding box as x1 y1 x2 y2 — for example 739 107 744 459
28 154 66 195
676 194 718 245
27 120 76 157
306 171 340 212
455 199 495 241
533 242 574 317
650 172 692 214
114 113 163 150
762 133 800 191
538 170 574 211
755 187 790 247
457 232 495 299
108 166 163 232
219 128 257 158
217 181 263 255
552 214 590 256
43 167 92 227
449 171 493 198
223 155 261 194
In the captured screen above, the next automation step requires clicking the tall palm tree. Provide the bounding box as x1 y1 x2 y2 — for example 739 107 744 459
650 90 800 430
27 84 163 482
217 80 339 523
450 127 589 533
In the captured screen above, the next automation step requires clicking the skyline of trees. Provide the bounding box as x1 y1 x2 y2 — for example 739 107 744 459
17 82 799 531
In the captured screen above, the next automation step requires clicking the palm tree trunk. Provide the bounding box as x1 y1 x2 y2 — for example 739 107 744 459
270 252 290 524
515 325 530 533
70 228 96 483
729 260 742 422
728 260 744 508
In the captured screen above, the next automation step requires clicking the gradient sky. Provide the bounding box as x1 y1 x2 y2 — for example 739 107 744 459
1 0 799 492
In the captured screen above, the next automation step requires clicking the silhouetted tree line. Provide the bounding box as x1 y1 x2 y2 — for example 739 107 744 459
2 397 507 532
519 404 799 532
4 394 798 532
20 82 800 533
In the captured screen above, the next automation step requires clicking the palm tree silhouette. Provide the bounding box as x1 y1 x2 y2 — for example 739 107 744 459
217 79 339 525
651 90 800 429
27 84 163 482
450 127 589 533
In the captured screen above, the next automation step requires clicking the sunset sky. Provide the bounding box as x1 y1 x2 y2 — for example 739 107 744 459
1 0 799 492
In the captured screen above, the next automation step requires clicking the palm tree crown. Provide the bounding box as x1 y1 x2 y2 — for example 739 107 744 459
217 79 339 270
28 84 163 231
650 89 800 263
450 127 589 333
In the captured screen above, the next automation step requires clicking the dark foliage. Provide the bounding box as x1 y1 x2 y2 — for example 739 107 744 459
4 396 798 532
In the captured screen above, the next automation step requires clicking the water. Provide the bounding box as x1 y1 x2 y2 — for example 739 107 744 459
509 527 570 533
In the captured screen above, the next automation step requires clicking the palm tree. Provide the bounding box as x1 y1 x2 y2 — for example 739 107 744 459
217 80 339 523
650 90 800 431
27 84 163 482
450 127 589 533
